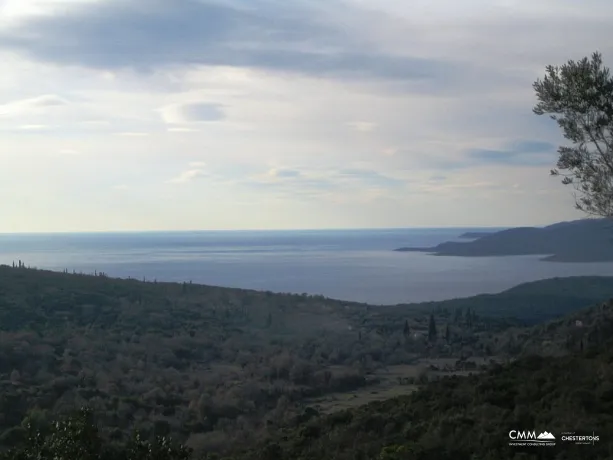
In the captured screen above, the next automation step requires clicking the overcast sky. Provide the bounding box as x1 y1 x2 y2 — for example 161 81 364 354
1 0 611 232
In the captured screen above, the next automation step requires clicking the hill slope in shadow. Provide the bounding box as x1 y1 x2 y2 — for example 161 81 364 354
396 218 613 262
235 303 613 460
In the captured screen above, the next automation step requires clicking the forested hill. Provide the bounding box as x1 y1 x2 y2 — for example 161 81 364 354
231 300 613 460
509 298 613 357
395 218 613 262
386 276 613 324
1 265 613 458
458 231 497 239
234 340 613 460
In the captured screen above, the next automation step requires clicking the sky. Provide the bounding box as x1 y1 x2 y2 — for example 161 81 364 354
1 0 612 232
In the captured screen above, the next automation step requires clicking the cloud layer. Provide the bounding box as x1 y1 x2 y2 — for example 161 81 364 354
1 0 611 231
0 0 457 84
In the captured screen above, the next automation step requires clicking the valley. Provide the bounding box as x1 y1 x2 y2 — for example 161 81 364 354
0 264 610 458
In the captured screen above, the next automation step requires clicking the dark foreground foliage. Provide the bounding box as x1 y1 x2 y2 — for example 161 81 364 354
0 408 192 460
3 264 610 456
2 266 613 459
236 344 613 460
3 341 613 460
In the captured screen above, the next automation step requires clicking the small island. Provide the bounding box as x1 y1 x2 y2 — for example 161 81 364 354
396 218 613 262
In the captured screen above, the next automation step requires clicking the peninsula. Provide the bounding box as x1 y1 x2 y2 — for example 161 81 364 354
395 218 613 262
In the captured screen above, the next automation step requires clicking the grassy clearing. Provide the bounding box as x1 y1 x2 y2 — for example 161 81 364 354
306 358 508 414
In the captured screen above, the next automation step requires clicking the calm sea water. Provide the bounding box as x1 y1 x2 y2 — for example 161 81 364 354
3 228 613 305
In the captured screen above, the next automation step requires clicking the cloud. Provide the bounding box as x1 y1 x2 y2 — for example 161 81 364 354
245 166 406 200
16 124 50 130
509 140 558 153
268 168 301 178
23 94 67 107
58 148 80 155
0 0 102 25
180 103 224 122
168 127 200 132
347 121 377 132
167 166 208 184
388 137 559 173
465 139 556 166
0 0 467 87
114 132 149 136
159 102 225 124
414 180 502 195
381 147 398 156
0 1 609 231
0 94 68 117
79 120 110 127
335 168 405 187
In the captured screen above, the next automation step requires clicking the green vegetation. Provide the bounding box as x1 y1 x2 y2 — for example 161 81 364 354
2 290 612 460
3 48 612 460
0 408 193 460
508 298 613 357
0 264 612 458
384 275 613 324
233 338 613 459
533 52 613 218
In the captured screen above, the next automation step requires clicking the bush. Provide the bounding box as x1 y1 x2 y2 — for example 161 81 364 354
0 408 193 460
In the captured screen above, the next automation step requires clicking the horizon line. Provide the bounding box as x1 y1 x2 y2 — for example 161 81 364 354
0 224 554 236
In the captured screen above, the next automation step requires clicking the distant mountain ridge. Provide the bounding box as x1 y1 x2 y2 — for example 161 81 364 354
395 218 613 262
458 231 497 239
390 276 613 325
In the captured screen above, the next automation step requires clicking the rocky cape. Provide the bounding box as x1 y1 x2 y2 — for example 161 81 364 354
396 218 613 262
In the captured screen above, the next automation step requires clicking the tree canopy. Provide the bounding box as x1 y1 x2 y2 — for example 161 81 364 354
533 51 613 217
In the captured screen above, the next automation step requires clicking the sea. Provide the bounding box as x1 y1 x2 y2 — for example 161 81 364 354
3 228 613 305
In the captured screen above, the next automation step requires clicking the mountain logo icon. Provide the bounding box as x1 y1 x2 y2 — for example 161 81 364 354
537 432 555 440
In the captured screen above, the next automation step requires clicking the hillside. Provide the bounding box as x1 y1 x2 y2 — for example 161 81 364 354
511 298 613 357
232 341 613 460
0 265 612 457
7 299 613 460
395 218 613 262
6 335 613 460
229 300 613 459
387 276 613 324
458 231 497 239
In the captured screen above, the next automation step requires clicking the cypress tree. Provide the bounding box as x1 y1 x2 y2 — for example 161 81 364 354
403 320 410 338
428 314 437 341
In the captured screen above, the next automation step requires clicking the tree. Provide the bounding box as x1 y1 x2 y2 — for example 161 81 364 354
265 312 272 328
403 320 410 338
0 408 193 460
533 51 613 217
428 314 437 342
454 308 462 324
